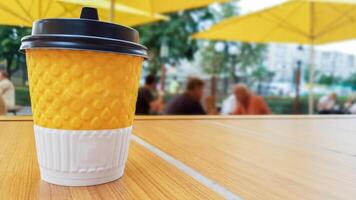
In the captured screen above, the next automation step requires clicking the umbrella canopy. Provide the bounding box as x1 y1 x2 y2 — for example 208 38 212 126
59 0 229 25
193 0 356 44
120 0 230 14
193 0 356 114
0 0 166 27
60 0 168 25
54 0 229 25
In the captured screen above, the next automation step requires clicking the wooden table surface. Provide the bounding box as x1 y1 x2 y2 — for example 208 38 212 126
1 115 356 200
0 117 221 200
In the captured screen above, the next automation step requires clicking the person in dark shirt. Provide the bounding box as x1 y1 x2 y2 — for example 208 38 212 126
135 75 162 115
164 77 206 115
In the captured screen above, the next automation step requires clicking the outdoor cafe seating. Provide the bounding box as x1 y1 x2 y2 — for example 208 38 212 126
1 1 356 200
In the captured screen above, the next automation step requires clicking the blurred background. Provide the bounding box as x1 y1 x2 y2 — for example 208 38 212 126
1 0 356 116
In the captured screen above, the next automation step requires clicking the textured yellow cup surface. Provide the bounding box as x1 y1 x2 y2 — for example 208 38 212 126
26 49 143 130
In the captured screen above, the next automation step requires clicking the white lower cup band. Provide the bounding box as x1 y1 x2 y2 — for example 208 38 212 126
33 125 132 186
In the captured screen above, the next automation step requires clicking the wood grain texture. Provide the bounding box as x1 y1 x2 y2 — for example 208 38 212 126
221 118 356 156
0 120 222 200
133 118 356 200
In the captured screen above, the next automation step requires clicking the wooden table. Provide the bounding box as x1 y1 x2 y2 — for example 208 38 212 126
1 116 356 200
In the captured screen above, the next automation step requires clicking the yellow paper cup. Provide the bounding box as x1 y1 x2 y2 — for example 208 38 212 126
20 7 148 186
27 49 143 130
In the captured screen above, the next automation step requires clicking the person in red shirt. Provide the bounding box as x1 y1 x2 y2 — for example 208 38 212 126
232 84 271 115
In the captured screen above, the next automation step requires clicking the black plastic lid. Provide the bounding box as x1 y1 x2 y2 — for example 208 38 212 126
20 7 148 58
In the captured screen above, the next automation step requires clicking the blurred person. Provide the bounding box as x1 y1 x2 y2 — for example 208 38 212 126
165 77 212 115
221 90 237 115
135 74 163 115
344 94 356 114
317 93 337 114
232 84 271 115
0 96 5 115
344 94 355 111
168 76 179 94
0 70 15 110
349 103 356 114
205 95 218 115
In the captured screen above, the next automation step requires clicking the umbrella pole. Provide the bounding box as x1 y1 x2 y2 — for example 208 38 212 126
110 0 115 22
308 45 315 114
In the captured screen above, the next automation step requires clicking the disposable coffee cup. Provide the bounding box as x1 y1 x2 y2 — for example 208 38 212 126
20 7 148 186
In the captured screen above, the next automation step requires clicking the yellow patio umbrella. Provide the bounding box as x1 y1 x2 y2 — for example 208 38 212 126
69 0 230 23
60 0 168 24
120 0 231 14
0 0 166 27
193 0 356 114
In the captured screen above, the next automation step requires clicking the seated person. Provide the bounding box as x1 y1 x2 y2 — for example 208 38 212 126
164 77 206 115
317 93 337 114
0 96 5 115
0 70 15 111
232 84 271 115
135 75 163 115
349 102 356 114
221 93 237 115
343 95 355 114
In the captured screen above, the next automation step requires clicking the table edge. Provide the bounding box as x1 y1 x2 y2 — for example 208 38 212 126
1 115 356 122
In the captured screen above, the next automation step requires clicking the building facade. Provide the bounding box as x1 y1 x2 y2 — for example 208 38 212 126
265 44 356 82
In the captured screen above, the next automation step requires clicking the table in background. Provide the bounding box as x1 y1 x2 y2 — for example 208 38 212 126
1 115 356 200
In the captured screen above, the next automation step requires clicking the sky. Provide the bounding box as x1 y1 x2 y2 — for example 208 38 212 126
238 0 356 55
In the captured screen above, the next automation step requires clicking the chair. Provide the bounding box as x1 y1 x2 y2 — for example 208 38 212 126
7 105 23 115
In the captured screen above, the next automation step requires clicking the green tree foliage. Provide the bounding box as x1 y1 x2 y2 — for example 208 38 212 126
200 42 227 76
237 44 266 72
197 2 268 85
200 42 267 82
317 74 341 85
137 11 204 74
343 72 356 89
137 0 268 88
303 68 320 83
0 26 31 78
136 2 240 74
